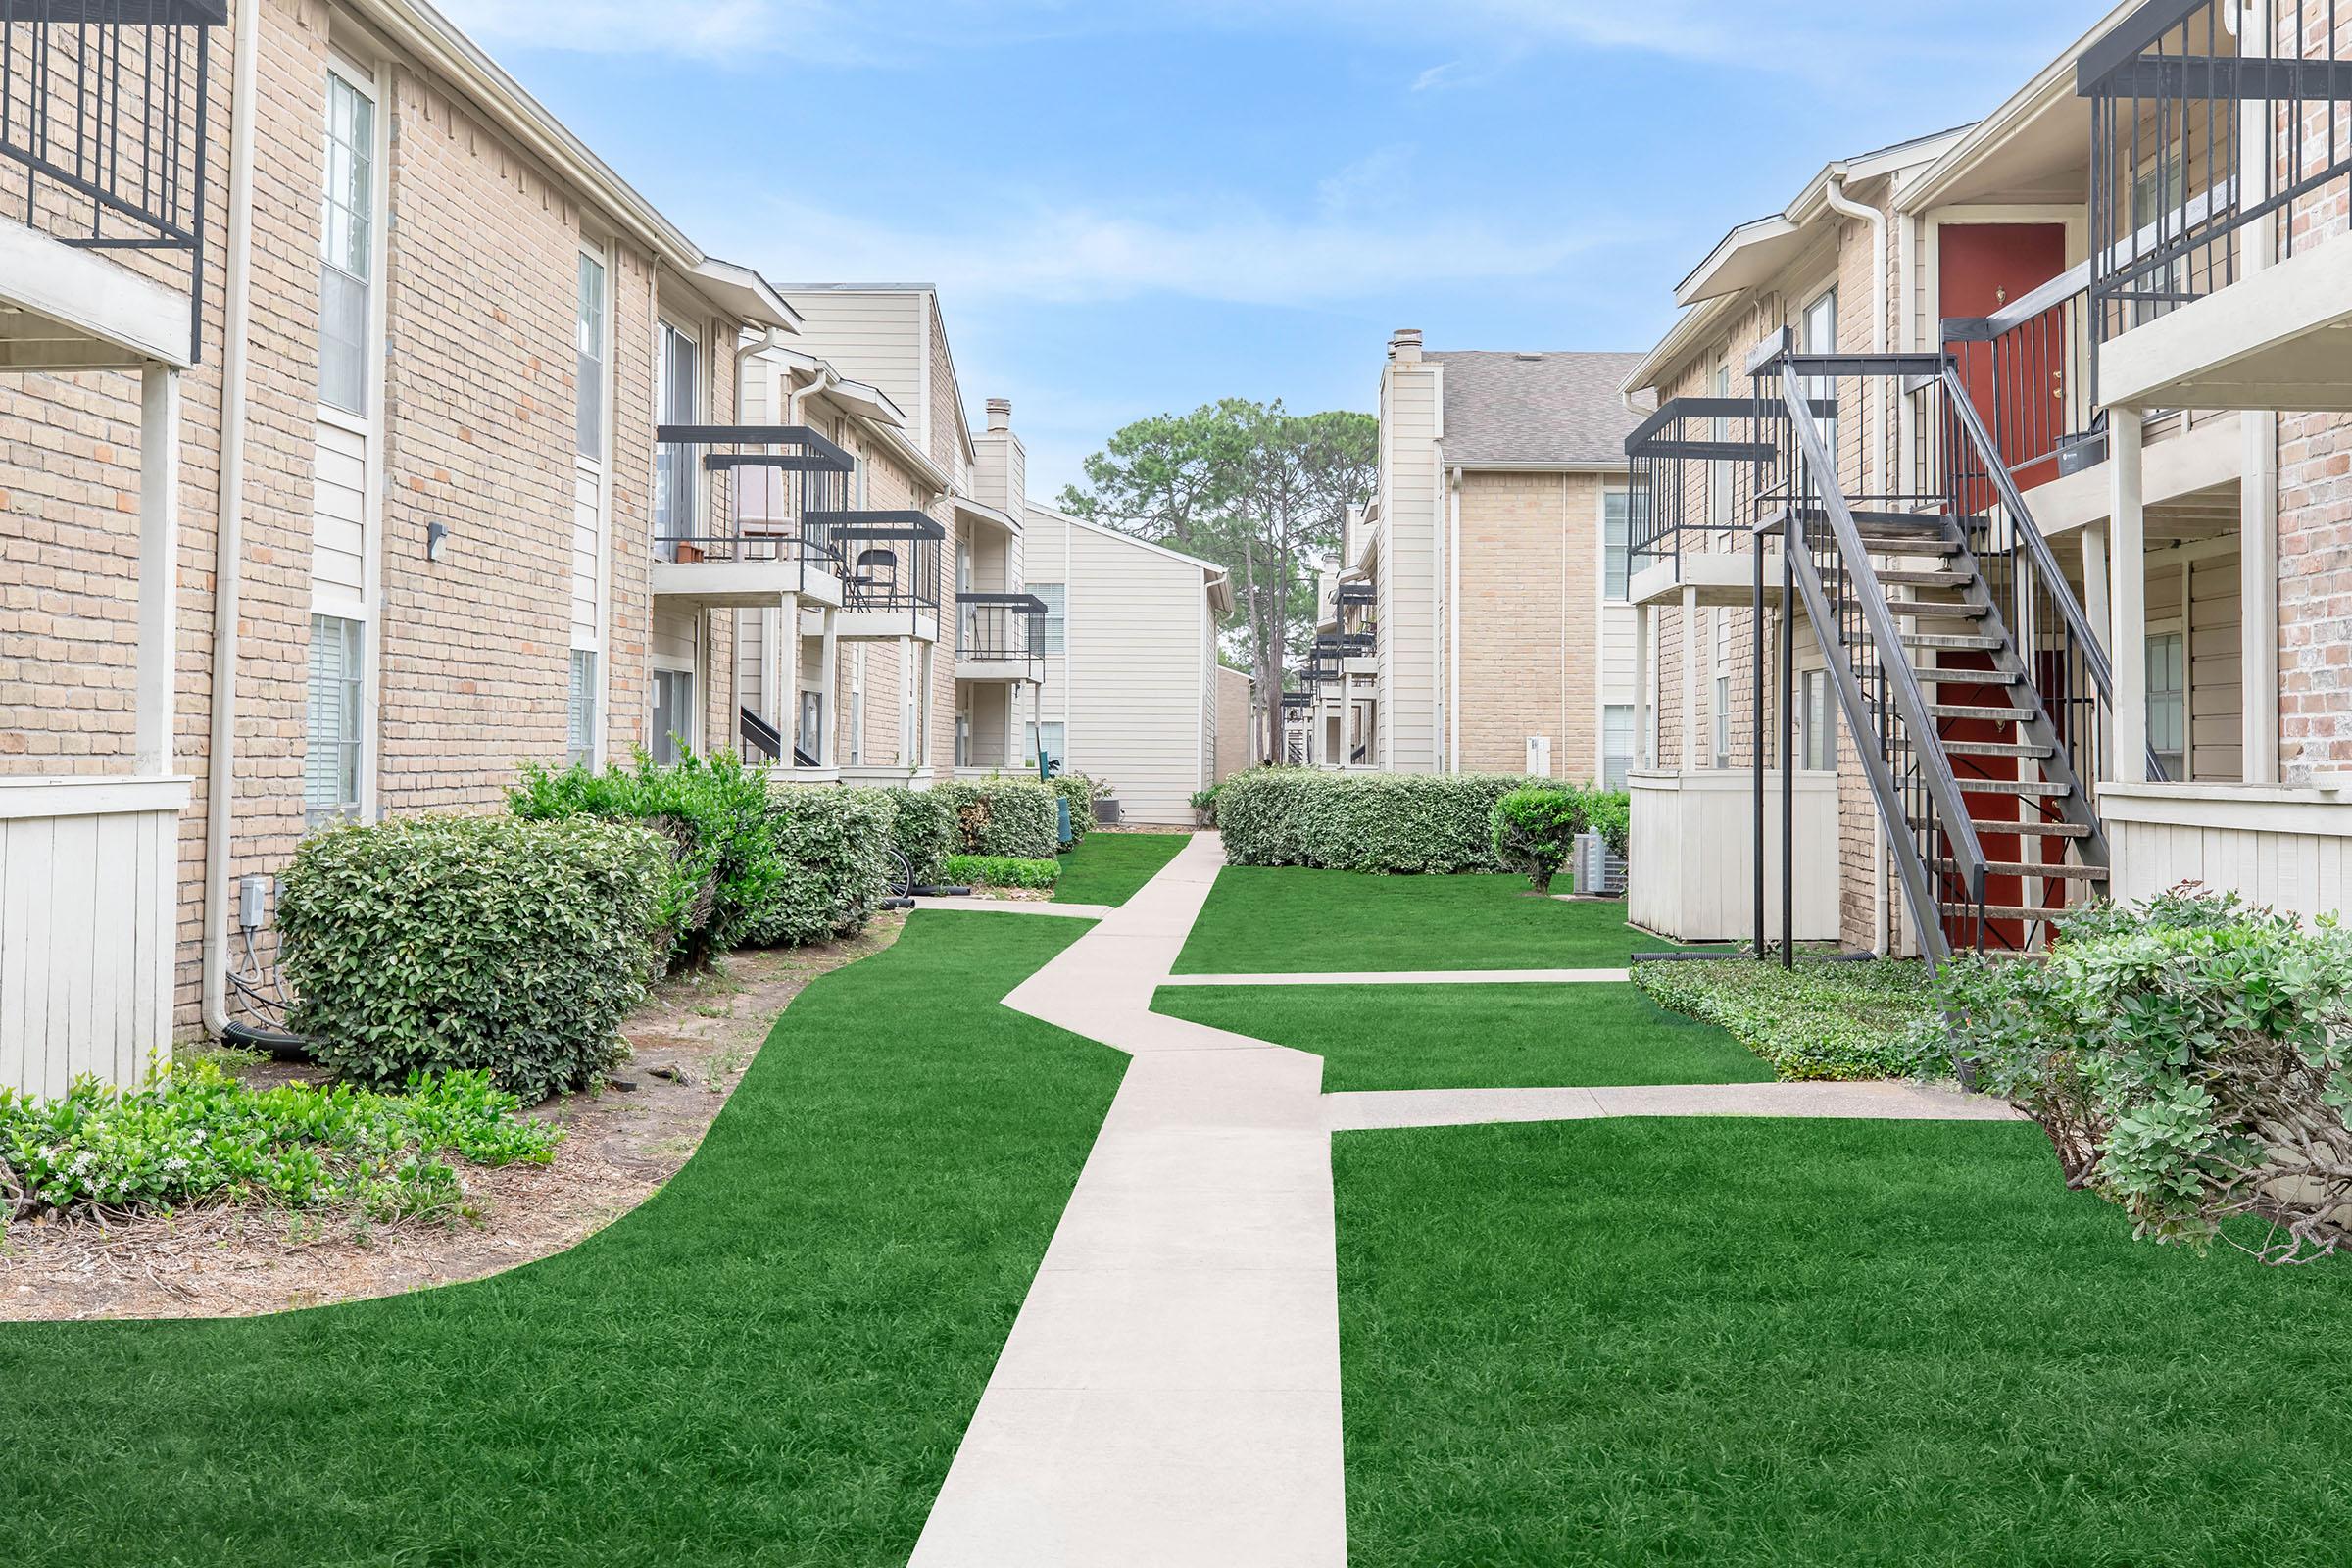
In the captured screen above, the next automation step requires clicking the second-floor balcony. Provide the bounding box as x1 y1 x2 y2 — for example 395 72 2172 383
1622 394 1820 608
829 509 944 641
2081 0 2352 411
2 0 222 368
955 592 1046 682
651 423 856 609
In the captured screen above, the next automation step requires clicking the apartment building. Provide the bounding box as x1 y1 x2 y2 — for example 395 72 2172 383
1318 335 1643 781
1623 0 2352 954
1019 501 1235 824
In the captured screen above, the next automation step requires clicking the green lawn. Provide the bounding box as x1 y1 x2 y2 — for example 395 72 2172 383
1054 830 1189 906
0 913 1123 1568
1337 1117 2352 1567
1173 866 1722 974
1152 982 1773 1091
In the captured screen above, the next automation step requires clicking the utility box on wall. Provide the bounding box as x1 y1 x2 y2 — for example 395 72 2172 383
1525 735 1551 777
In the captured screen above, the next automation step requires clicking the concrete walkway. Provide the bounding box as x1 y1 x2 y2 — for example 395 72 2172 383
1161 966 1631 987
908 896 1116 920
909 831 1346 1568
1326 1079 2025 1133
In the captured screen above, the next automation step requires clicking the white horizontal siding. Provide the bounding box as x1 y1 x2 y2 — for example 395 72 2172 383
570 466 600 647
311 421 367 602
780 292 923 424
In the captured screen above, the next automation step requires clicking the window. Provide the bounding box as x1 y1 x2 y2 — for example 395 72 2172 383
575 253 607 461
305 614 364 824
1032 582 1066 655
654 323 699 554
2147 632 2185 782
1800 668 1838 772
1602 490 1631 601
2131 152 2189 327
1708 362 1733 528
1602 704 1634 789
651 668 694 765
567 649 597 767
1803 289 1838 462
1713 674 1732 770
318 72 375 416
1025 721 1066 768
798 690 825 765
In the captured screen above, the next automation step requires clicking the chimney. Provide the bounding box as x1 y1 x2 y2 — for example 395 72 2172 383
986 396 1012 432
1389 328 1423 364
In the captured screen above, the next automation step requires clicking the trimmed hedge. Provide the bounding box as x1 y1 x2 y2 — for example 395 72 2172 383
750 786 895 948
279 815 667 1102
511 750 780 968
934 778 1059 859
881 788 956 885
1217 768 1549 873
1049 775 1099 841
944 854 1060 890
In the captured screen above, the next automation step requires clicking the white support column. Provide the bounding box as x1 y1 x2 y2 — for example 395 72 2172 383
2241 413 2280 784
1632 602 1653 769
817 608 839 766
2082 521 2112 782
2109 412 2149 785
1679 587 1698 773
779 597 801 762
134 365 179 776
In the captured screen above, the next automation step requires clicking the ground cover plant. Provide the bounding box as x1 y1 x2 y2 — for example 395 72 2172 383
946 854 1059 890
1053 831 1189 906
1152 982 1771 1091
279 814 668 1100
1925 886 2352 1263
1336 1115 2352 1567
0 914 1124 1567
0 1058 557 1223
1634 956 1936 1080
1174 865 1719 974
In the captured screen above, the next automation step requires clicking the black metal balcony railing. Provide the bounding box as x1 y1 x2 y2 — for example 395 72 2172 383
1938 264 2105 494
1624 394 1832 579
653 424 855 582
2080 0 2352 346
956 592 1046 679
823 509 944 626
2 0 224 362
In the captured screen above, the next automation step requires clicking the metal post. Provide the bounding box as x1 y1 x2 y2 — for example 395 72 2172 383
1752 542 1766 960
1781 529 1796 969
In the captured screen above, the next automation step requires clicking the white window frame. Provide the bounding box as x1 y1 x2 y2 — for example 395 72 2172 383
650 663 698 765
1601 704 1634 790
1601 488 1631 603
305 612 366 826
318 64 378 420
1799 667 1838 773
1025 720 1066 769
655 318 702 557
1031 581 1066 656
566 648 598 768
573 241 614 770
2147 626 2186 782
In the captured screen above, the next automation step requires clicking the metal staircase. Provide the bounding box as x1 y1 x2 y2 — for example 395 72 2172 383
1751 333 2122 963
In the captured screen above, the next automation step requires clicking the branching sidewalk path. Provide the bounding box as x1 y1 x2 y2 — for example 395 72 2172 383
911 833 2014 1566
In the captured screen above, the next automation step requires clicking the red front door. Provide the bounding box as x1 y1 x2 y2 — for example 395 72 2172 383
1939 223 2069 499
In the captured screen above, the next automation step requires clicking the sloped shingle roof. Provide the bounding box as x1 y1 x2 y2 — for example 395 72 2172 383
1425 350 1648 466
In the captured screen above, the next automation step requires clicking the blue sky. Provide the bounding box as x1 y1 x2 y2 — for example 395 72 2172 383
443 0 2106 497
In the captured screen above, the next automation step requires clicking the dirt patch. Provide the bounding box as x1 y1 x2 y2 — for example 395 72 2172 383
0 915 904 1323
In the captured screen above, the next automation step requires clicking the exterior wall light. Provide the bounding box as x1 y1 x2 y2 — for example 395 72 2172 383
426 521 451 563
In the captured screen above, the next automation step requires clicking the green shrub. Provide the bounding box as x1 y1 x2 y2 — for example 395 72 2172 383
1216 768 1549 873
0 1057 558 1222
511 749 781 967
1921 886 2352 1262
1190 784 1222 824
280 814 666 1102
880 788 956 885
933 778 1059 859
1049 775 1098 841
1635 956 1937 1080
944 854 1060 890
750 786 894 947
1586 788 1631 861
1492 785 1590 894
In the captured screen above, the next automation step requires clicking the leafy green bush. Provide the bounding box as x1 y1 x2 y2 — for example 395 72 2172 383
512 749 781 967
280 815 666 1101
933 778 1059 858
1217 768 1550 873
1190 784 1222 824
944 854 1060 890
750 786 894 947
1492 785 1590 894
1049 775 1098 841
1635 956 1937 1080
880 788 956 885
0 1057 558 1222
1586 788 1631 861
1922 886 2352 1262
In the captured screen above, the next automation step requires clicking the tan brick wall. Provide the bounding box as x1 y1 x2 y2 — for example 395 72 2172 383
1453 468 1604 778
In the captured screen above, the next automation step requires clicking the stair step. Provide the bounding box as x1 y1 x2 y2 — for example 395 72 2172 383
1915 818 2093 838
1914 665 2024 684
1902 632 2008 651
1942 739 2052 759
1953 778 2070 797
1885 597 1988 618
1937 858 2109 881
1864 567 1976 588
1928 703 2027 721
1853 533 1964 556
1971 905 2080 924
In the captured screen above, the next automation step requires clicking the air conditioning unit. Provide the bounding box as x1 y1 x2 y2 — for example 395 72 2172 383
1575 831 1627 897
1525 734 1551 776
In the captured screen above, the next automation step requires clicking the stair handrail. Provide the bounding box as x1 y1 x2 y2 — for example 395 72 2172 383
1773 360 1989 912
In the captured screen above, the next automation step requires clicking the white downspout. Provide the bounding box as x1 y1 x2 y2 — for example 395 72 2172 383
200 0 263 1039
1446 465 1462 773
